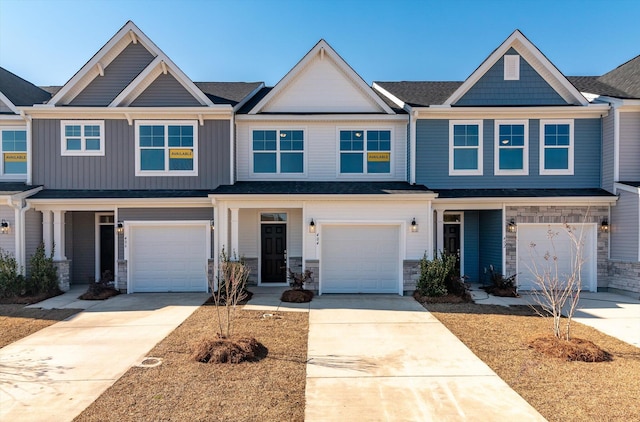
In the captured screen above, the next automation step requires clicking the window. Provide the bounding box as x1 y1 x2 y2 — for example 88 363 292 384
504 55 520 80
449 121 483 175
61 120 105 156
339 129 391 174
494 120 528 175
252 129 304 174
1 128 27 176
135 121 197 176
540 120 573 175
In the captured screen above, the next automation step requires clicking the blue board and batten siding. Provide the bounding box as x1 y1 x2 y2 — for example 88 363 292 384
415 118 601 189
69 43 155 106
463 211 480 282
478 210 503 278
32 119 230 189
455 49 567 106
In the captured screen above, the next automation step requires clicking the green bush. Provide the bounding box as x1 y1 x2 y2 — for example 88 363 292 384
416 251 457 297
27 242 59 295
0 248 25 298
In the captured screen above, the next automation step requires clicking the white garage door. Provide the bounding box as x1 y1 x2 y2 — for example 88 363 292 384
322 225 400 294
129 224 208 293
517 224 596 292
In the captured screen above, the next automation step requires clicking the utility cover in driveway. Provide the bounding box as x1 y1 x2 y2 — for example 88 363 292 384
129 224 208 292
321 225 400 293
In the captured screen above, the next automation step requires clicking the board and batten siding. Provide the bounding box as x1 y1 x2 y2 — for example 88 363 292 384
610 189 640 261
68 212 95 284
130 73 202 107
69 42 155 106
601 112 615 192
619 111 640 182
415 118 601 189
24 209 42 278
32 119 230 189
463 211 480 282
478 210 503 277
236 120 407 181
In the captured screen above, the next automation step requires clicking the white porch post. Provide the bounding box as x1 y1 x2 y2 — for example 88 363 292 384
217 202 229 256
52 210 66 260
42 210 53 257
230 207 239 258
435 208 444 254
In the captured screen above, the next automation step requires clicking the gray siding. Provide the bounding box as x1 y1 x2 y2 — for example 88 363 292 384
619 111 640 182
479 210 503 280
70 43 155 106
611 190 639 261
464 211 479 282
0 206 16 254
24 209 42 277
69 212 95 284
415 118 601 189
602 113 615 192
456 49 567 106
130 73 202 107
32 119 231 189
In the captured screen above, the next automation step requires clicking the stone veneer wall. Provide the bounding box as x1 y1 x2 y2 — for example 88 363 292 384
54 260 71 292
243 257 259 286
403 259 421 294
117 259 127 293
505 205 609 289
304 259 319 291
607 260 640 295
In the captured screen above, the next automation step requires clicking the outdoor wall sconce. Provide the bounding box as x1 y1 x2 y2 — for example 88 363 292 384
507 219 517 233
600 220 609 233
410 218 418 233
0 220 9 234
309 218 316 233
116 222 124 235
210 219 215 231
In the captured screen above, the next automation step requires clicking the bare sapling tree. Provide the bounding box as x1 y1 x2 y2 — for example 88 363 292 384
526 223 585 340
209 249 250 339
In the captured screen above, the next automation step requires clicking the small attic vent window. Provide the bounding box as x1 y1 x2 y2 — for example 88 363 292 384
504 55 520 80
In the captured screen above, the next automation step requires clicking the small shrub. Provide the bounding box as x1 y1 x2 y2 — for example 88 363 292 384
482 265 518 297
191 336 267 364
0 248 25 298
416 252 457 297
79 270 120 300
27 242 59 296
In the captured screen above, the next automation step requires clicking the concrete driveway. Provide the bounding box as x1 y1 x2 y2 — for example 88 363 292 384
0 291 208 422
305 295 546 421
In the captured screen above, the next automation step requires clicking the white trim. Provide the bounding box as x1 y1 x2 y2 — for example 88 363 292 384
134 120 198 177
539 119 574 175
614 182 640 194
257 211 289 286
335 126 394 178
411 104 609 119
494 119 529 176
614 107 620 182
443 212 464 277
60 120 105 156
449 120 483 176
0 92 18 114
19 106 232 119
249 127 307 178
372 83 407 109
237 114 407 122
503 55 520 80
0 126 28 179
410 111 417 184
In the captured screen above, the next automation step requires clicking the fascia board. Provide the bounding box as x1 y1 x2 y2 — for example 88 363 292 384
235 114 408 122
434 196 617 206
614 182 640 194
412 104 609 119
232 83 266 112
209 193 437 202
0 92 18 114
28 197 212 210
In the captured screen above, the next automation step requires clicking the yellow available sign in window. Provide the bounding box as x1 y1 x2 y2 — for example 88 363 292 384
4 153 27 162
169 149 193 159
367 152 390 162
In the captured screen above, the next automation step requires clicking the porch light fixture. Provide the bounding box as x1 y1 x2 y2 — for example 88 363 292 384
210 219 215 231
507 219 517 233
410 218 418 233
600 220 609 233
116 222 124 235
0 220 9 234
309 219 316 233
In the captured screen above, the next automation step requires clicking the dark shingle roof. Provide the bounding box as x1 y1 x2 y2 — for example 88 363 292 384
434 188 615 199
598 55 640 98
0 67 51 108
194 82 263 106
374 81 463 107
30 189 211 199
619 181 640 188
567 77 631 98
211 181 432 195
0 183 41 195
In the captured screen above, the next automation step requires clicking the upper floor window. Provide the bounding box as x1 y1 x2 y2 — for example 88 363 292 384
135 121 197 176
339 129 391 174
252 129 304 174
449 121 483 176
494 120 528 175
0 128 27 177
540 120 573 175
61 120 104 156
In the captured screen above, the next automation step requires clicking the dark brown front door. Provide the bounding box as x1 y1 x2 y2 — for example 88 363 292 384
99 224 115 278
261 224 286 283
443 223 461 274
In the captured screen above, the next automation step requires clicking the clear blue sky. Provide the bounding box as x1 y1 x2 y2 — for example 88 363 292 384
1 0 638 87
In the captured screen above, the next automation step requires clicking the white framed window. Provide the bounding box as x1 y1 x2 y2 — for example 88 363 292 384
494 120 528 176
338 128 392 175
135 120 198 176
251 129 305 175
0 126 27 177
449 120 483 176
504 55 520 80
61 120 105 156
539 119 574 175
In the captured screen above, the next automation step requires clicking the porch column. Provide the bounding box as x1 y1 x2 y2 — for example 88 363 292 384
230 208 239 258
42 210 53 257
217 202 229 257
435 208 444 254
52 210 66 260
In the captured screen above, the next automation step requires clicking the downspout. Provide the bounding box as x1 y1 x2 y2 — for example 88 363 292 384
229 114 235 185
20 111 33 185
9 197 31 274
410 109 417 184
613 107 620 183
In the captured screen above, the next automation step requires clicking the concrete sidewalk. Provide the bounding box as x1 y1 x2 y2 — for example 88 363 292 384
0 291 208 422
304 295 546 421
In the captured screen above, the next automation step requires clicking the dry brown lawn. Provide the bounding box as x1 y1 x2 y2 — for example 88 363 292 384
74 305 308 422
0 304 81 348
425 303 640 422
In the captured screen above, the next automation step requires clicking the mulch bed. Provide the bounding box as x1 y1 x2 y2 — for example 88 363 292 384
0 289 63 305
481 285 519 297
413 290 471 304
0 304 81 348
281 289 314 303
78 288 120 300
74 306 308 422
423 302 640 422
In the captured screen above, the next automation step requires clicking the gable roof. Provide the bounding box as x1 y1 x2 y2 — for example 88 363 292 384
48 21 215 107
194 82 264 110
444 30 588 106
373 81 463 108
249 39 394 114
599 55 640 98
0 67 51 112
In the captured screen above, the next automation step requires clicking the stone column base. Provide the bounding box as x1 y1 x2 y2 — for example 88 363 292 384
54 260 71 292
